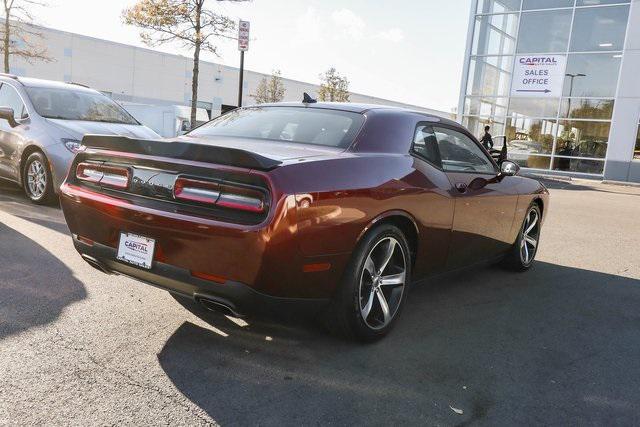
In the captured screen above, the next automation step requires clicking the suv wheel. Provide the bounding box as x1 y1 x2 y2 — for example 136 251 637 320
326 224 411 341
23 151 55 204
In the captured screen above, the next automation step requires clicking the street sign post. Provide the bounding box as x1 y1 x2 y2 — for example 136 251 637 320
237 20 250 107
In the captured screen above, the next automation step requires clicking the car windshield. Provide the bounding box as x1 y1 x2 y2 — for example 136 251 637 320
25 86 139 125
188 106 364 148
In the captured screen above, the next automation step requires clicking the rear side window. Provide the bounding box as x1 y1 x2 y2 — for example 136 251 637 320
0 83 27 119
188 106 364 148
433 126 496 173
411 124 442 167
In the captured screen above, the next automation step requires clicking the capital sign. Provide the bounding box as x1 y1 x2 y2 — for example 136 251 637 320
511 55 567 98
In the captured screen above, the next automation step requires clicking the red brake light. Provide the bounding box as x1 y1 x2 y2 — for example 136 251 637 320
173 177 265 213
174 177 221 204
76 162 130 189
217 184 265 213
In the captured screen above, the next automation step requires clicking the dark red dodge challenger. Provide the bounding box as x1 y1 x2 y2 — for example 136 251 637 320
60 102 548 341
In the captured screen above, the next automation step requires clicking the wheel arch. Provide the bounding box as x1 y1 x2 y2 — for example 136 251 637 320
356 210 419 267
19 145 45 185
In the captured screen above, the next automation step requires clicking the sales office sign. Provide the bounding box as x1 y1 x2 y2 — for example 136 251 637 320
511 55 567 98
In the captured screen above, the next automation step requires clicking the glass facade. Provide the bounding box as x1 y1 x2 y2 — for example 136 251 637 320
462 0 631 175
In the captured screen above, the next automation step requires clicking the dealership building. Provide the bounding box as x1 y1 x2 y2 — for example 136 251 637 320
7 24 447 121
459 0 640 182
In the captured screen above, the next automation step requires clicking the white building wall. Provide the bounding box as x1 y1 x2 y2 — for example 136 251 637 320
7 24 452 119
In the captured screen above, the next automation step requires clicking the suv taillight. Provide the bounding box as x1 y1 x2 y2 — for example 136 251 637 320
174 177 265 213
76 163 131 189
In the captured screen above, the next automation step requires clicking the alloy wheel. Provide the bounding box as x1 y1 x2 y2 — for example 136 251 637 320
358 236 407 330
520 208 540 265
27 160 47 199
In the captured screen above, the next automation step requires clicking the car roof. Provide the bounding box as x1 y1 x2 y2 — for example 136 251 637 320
245 101 458 125
0 75 99 94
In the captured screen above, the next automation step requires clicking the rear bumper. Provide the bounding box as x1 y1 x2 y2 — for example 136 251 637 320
74 237 329 317
60 183 350 301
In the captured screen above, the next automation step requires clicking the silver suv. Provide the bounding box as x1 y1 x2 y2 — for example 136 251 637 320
0 74 159 204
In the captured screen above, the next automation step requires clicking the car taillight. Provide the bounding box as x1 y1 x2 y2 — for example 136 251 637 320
174 177 220 204
76 162 130 189
173 177 265 213
217 184 265 213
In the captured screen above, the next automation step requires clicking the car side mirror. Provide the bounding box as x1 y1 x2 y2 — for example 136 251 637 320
500 160 520 176
0 107 18 128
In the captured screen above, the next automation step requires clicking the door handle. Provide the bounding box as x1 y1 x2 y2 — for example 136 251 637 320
455 182 467 193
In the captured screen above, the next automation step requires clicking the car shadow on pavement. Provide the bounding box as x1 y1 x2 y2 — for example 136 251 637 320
158 261 640 425
0 223 85 340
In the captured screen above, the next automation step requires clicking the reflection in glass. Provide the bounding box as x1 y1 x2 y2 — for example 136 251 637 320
560 98 614 120
517 10 571 53
506 117 556 156
510 155 551 170
472 13 518 55
462 116 506 140
563 53 621 97
577 0 629 4
570 6 629 52
522 0 573 9
477 0 521 13
553 157 604 174
635 124 640 160
555 120 610 159
465 97 508 117
466 56 513 97
508 97 560 118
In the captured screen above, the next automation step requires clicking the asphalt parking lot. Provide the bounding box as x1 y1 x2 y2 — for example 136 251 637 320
1 178 639 426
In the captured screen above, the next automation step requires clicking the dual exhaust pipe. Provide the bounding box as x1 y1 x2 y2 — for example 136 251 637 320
81 254 242 317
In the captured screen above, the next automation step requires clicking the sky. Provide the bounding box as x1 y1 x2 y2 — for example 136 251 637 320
22 0 473 112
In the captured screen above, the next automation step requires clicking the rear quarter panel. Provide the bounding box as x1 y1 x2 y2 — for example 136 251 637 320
270 153 455 279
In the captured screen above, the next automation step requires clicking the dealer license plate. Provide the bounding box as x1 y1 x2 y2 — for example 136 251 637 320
117 232 155 270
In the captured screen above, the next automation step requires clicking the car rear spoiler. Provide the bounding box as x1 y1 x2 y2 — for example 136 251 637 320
81 135 283 171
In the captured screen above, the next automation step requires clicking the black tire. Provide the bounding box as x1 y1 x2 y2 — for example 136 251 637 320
325 224 411 342
502 203 542 271
23 151 56 205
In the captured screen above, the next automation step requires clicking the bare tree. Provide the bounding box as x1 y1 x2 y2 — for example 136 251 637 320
318 67 350 102
123 0 250 129
251 69 285 104
1 0 51 73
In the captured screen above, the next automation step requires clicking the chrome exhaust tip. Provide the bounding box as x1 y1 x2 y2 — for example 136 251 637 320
195 296 243 318
81 254 112 275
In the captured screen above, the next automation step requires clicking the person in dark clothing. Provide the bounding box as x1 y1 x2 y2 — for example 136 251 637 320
479 125 493 150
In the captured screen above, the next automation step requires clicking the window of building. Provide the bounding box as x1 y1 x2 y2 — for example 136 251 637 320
553 157 605 174
465 97 509 117
559 98 614 120
472 13 518 55
577 0 629 5
506 117 556 156
412 125 442 167
522 0 574 10
0 83 27 119
570 5 630 52
517 9 572 53
466 56 513 97
563 53 622 98
511 155 552 170
634 122 640 160
433 127 496 173
508 97 560 118
462 116 507 141
554 120 610 159
477 0 521 14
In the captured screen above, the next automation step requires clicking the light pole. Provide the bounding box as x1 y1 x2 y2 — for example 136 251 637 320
564 73 586 117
